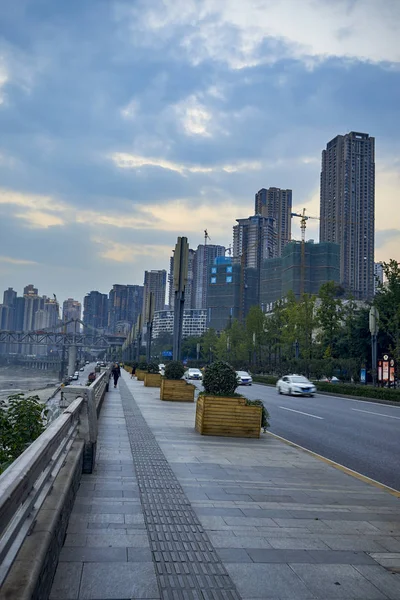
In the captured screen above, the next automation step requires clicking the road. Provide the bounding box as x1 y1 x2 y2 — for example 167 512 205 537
193 381 400 491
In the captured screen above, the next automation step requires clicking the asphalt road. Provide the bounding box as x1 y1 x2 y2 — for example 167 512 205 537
193 381 400 491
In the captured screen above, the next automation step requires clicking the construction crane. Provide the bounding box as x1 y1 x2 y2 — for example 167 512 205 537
204 229 211 245
290 208 319 296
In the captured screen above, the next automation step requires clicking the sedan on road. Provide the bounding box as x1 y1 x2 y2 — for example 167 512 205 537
276 374 316 396
185 368 203 380
236 371 253 385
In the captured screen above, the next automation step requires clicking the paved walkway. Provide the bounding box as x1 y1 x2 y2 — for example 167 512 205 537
50 371 400 600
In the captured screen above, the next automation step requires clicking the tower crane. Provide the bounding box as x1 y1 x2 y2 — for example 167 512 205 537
290 208 319 295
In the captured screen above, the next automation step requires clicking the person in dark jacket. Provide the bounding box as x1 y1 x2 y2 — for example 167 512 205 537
111 363 121 388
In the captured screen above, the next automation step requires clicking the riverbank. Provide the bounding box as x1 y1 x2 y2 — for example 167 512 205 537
0 365 59 402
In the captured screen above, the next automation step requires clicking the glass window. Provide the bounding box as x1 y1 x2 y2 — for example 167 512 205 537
211 267 217 274
211 277 216 284
226 276 232 283
226 266 232 273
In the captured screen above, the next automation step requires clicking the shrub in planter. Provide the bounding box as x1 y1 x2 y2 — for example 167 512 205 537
196 362 263 438
245 399 270 431
164 361 185 380
203 361 238 397
147 362 160 374
138 361 148 370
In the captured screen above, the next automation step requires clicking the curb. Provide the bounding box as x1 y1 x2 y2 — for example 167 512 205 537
253 380 400 407
267 431 400 499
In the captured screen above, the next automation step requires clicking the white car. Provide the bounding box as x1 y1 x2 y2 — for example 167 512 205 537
185 368 203 381
71 373 79 381
276 375 316 396
236 371 253 385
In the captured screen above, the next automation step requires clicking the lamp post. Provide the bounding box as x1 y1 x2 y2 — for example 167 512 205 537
369 306 379 386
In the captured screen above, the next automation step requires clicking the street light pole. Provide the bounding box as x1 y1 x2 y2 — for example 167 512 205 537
369 306 379 386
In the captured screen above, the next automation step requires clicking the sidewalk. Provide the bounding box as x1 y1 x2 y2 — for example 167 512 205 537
50 370 400 600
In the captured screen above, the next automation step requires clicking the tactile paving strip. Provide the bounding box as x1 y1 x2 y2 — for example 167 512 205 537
119 379 242 600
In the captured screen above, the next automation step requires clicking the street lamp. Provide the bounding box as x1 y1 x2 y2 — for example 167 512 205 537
369 306 379 386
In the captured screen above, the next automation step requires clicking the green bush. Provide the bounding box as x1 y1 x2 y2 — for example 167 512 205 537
164 361 185 380
147 362 159 374
315 382 400 402
0 394 48 474
245 399 270 429
203 361 238 396
137 361 148 370
253 375 279 386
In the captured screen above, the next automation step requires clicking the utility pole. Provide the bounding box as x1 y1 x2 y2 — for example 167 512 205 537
136 315 143 362
369 306 379 386
146 292 155 363
173 236 189 361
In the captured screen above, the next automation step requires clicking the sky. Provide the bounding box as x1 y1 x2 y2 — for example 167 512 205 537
0 0 399 305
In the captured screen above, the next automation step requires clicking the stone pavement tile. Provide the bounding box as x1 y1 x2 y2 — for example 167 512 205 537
376 537 400 552
369 553 400 569
127 548 153 562
241 508 293 519
216 548 253 562
49 562 82 600
76 489 123 498
194 507 245 517
319 535 388 552
307 550 377 565
222 516 279 528
290 564 387 599
83 533 150 548
59 546 127 562
355 565 400 599
246 548 312 563
225 563 313 599
267 536 331 550
79 562 159 599
69 513 125 524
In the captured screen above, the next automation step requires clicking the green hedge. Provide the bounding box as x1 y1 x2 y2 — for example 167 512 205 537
315 382 400 402
253 375 400 402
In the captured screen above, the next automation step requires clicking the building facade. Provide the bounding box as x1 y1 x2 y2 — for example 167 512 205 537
233 215 277 269
83 291 108 330
169 248 195 310
192 245 226 310
62 298 82 333
152 309 207 339
143 270 167 321
374 262 384 294
260 241 341 308
255 187 292 256
320 131 375 300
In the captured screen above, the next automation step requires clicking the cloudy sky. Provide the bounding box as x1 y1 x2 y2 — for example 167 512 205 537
0 0 399 305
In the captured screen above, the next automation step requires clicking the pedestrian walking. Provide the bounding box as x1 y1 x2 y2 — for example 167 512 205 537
131 365 136 379
111 363 121 388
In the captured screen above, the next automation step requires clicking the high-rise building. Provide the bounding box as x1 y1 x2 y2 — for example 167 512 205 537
23 284 38 296
2 288 17 330
62 298 81 333
233 215 277 271
320 131 375 300
152 309 207 339
260 241 341 308
255 187 292 256
169 248 195 310
15 297 25 331
374 262 384 294
126 285 144 326
143 270 167 320
192 244 225 310
108 284 144 333
83 291 108 330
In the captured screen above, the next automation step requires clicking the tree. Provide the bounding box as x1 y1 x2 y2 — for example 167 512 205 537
375 260 400 381
316 281 343 357
201 328 218 363
245 305 266 366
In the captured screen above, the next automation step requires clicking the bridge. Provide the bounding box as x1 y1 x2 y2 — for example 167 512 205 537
0 319 126 377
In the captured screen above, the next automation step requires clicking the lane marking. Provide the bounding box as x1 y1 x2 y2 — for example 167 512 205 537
267 431 400 499
351 408 400 420
279 406 323 420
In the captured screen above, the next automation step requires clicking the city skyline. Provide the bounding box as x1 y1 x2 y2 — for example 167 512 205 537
0 1 399 302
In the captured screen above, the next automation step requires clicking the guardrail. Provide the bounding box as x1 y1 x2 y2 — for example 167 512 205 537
0 368 110 588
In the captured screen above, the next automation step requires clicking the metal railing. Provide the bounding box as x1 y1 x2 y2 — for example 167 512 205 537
0 368 110 587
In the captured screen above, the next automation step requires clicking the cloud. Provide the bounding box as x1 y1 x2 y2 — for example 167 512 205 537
15 211 65 229
122 0 400 69
111 152 262 175
0 255 38 266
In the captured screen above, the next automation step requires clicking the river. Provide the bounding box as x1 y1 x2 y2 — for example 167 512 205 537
0 365 60 402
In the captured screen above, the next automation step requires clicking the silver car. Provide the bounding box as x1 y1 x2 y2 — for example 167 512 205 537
276 375 316 396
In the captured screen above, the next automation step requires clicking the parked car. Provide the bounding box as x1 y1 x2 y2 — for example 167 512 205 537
318 376 340 383
71 373 79 381
236 371 253 385
158 363 165 375
80 367 85 371
276 374 316 396
185 368 203 380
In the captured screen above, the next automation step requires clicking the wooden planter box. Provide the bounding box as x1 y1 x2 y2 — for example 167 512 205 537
195 396 261 438
136 369 146 381
144 373 162 387
160 379 195 402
